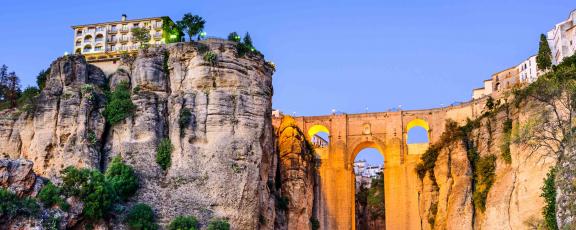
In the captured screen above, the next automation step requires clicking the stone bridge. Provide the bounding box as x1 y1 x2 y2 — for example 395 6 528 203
273 98 487 230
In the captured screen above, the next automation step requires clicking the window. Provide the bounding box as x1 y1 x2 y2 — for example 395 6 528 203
76 30 82 36
95 46 103 52
76 40 82 46
110 45 116 51
133 23 139 28
111 25 117 31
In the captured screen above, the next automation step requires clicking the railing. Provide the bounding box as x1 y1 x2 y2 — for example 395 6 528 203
95 38 104 43
120 28 130 33
107 38 118 43
108 29 118 33
119 37 130 42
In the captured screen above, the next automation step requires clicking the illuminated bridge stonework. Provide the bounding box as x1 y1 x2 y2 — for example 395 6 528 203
273 98 487 230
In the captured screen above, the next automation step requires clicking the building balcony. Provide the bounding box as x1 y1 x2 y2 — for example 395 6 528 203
108 29 118 33
95 38 104 43
119 38 130 43
120 28 130 33
107 38 118 43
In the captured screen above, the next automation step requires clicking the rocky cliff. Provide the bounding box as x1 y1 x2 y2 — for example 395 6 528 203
0 39 277 229
416 99 565 229
275 116 316 229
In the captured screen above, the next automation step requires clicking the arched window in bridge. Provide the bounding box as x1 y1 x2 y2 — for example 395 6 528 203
308 125 330 148
406 119 430 155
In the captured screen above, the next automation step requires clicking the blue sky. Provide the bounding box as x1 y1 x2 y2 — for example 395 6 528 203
1 0 574 165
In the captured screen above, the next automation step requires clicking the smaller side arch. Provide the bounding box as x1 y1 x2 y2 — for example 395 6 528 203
307 124 330 141
405 118 430 155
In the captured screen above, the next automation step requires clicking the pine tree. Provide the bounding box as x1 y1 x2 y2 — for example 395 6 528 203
537 34 552 70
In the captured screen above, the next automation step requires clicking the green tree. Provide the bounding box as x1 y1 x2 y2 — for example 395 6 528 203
126 203 158 230
61 167 116 221
168 216 198 230
0 65 21 108
0 188 39 221
156 138 173 170
36 68 50 90
132 27 152 48
243 32 254 49
105 156 139 201
104 82 136 125
38 182 67 210
537 34 553 70
227 32 240 42
177 13 206 42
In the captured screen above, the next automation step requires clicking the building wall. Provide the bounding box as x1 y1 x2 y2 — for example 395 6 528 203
517 55 538 83
548 10 576 65
472 88 485 100
491 67 519 93
73 17 165 60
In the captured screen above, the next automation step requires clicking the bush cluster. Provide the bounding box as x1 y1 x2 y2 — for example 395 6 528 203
207 219 230 230
541 168 558 230
105 156 139 201
0 188 39 220
38 182 68 210
472 154 496 212
500 119 513 164
179 108 192 136
126 203 158 230
168 216 198 230
104 82 136 125
156 138 173 170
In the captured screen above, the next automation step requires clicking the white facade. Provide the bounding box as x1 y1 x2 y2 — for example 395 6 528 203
72 15 166 58
547 10 576 65
517 55 538 83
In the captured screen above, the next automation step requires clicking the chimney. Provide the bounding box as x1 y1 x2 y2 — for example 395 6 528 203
121 14 127 22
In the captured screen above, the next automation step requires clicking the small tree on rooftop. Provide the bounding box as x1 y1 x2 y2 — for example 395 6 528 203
177 13 205 42
537 34 552 70
131 27 151 48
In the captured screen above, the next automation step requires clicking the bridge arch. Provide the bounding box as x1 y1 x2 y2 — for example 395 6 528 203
406 118 430 155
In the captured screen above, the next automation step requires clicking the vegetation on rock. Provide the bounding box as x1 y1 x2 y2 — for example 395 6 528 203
105 156 139 201
168 215 198 230
207 219 230 230
472 154 496 212
227 32 241 42
126 203 158 230
61 166 116 221
0 188 39 221
38 182 68 210
500 119 513 164
36 68 50 90
104 82 136 125
179 108 192 136
541 168 558 230
156 138 173 170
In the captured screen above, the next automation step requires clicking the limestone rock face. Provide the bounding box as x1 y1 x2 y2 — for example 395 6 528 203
0 55 107 179
417 104 556 230
105 40 275 229
0 159 37 196
276 116 316 230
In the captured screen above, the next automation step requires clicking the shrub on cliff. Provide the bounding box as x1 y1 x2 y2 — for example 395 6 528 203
61 167 116 221
472 154 496 212
207 219 230 230
168 216 198 230
0 188 39 220
104 82 136 125
541 168 558 230
156 138 173 170
179 108 192 136
105 156 139 201
38 182 68 210
126 203 158 230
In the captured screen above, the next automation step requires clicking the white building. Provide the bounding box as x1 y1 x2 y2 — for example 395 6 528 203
547 10 576 65
353 160 382 189
517 55 538 83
